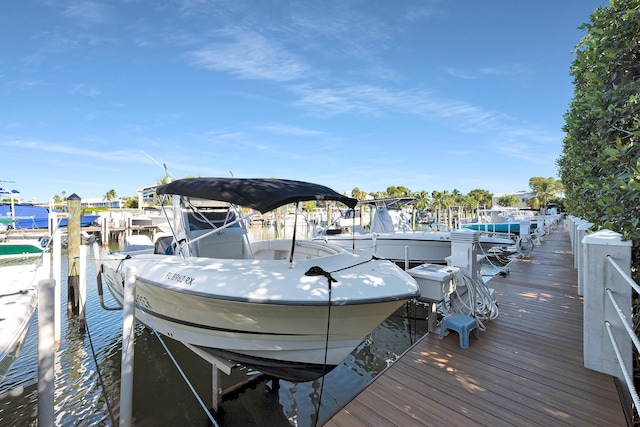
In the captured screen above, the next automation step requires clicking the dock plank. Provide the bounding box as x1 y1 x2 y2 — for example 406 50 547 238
324 222 627 426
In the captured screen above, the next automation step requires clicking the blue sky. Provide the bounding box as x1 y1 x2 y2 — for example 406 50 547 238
1 0 607 203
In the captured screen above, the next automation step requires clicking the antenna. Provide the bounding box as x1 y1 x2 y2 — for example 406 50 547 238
141 151 176 180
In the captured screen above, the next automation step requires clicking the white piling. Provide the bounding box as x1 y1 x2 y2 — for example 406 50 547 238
212 366 221 413
52 221 62 344
126 215 133 239
38 278 56 427
79 244 87 327
91 240 102 275
404 246 409 270
576 222 593 296
47 212 62 343
101 216 109 246
120 265 137 427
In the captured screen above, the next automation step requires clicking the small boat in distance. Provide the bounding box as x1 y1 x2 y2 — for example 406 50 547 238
460 207 538 234
0 204 99 230
100 177 420 381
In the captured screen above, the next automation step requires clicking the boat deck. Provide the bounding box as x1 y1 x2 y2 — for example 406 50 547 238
324 222 628 426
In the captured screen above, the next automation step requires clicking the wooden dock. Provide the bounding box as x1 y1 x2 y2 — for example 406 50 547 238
324 224 628 426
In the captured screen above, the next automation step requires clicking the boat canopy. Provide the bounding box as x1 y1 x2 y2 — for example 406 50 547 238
156 177 357 213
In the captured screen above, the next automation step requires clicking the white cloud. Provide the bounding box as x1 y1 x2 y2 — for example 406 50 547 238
187 29 309 82
257 124 327 137
63 2 110 26
71 83 102 97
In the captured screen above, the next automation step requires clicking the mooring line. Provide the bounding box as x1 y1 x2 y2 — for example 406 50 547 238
136 306 219 426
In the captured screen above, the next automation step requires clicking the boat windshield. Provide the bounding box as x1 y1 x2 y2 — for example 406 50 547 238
184 198 240 231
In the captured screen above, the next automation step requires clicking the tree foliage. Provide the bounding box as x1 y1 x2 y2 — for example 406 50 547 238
529 177 563 211
103 189 118 202
468 189 493 209
557 0 640 278
496 194 521 207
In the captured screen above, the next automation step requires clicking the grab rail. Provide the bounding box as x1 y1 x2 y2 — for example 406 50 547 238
604 256 640 411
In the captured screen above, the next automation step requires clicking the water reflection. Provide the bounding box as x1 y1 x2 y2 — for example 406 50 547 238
0 226 430 426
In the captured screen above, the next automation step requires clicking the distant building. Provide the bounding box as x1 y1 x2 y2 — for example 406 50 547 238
80 197 124 209
491 191 535 209
138 185 159 208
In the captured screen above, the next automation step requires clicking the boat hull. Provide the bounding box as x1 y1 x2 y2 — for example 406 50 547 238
461 222 537 233
0 204 99 230
101 249 418 379
318 231 514 265
0 241 44 258
0 263 41 382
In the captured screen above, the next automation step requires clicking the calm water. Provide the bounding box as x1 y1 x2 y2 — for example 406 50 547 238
0 226 438 427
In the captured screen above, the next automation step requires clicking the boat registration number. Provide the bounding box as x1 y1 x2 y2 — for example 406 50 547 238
165 272 195 286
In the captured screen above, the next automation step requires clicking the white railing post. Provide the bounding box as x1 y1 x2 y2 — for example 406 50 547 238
583 230 632 381
567 216 576 248
572 219 586 268
576 222 593 296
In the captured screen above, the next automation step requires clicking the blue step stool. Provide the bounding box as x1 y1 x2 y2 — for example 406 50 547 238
439 313 479 348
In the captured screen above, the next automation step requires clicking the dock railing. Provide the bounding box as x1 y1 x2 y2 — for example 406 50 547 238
567 216 637 416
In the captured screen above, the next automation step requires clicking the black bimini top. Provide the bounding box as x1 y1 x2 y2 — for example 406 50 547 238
155 177 357 213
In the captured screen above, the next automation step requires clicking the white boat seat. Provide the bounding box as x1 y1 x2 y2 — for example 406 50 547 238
187 227 251 259
251 239 341 260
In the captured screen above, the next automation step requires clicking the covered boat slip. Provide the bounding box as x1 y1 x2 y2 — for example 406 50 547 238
325 224 627 426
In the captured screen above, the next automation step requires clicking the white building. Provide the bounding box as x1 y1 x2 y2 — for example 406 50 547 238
80 197 124 209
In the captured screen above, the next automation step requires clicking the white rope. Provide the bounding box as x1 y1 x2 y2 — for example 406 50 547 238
447 273 499 331
516 235 534 257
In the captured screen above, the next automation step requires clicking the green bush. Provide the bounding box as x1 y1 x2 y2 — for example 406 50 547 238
558 0 640 281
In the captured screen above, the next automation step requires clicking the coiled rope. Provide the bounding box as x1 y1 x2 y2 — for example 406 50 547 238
446 273 499 332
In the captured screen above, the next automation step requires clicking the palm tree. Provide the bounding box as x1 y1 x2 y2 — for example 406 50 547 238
441 191 456 229
430 190 444 224
468 189 493 212
103 189 118 208
529 177 563 213
386 186 411 197
461 195 479 221
411 190 430 228
351 187 369 226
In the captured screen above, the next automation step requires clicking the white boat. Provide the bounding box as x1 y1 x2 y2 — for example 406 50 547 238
100 178 420 381
0 261 44 382
313 197 516 266
334 208 370 228
460 207 539 235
